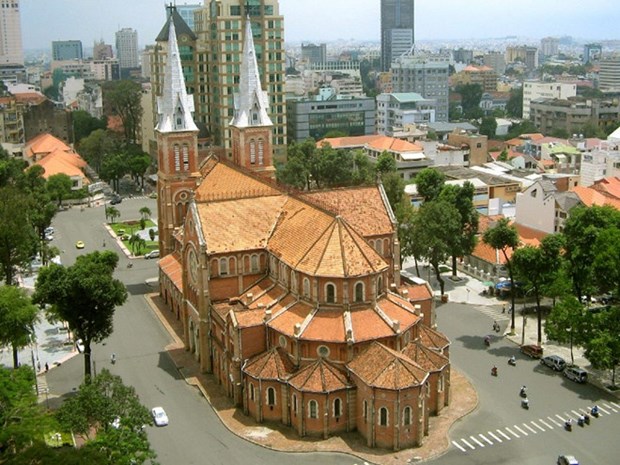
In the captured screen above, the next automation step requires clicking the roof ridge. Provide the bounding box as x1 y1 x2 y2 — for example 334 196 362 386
339 219 382 275
297 305 319 337
310 219 338 276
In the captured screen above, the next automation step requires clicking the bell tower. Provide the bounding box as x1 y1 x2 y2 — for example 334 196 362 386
229 17 276 179
156 15 200 258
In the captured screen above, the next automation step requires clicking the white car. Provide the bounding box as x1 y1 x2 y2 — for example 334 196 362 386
144 250 160 259
151 406 169 426
75 339 85 353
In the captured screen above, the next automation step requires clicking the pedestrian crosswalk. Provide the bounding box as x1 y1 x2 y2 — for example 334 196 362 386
473 305 511 323
451 401 620 452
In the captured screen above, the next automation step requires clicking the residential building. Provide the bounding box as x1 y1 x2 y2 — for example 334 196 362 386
0 0 23 65
0 93 23 143
522 81 576 119
479 92 509 115
583 43 602 64
540 37 559 60
452 48 473 65
598 55 620 93
170 2 202 32
286 94 375 142
52 40 83 61
580 147 620 186
90 59 120 81
301 43 327 64
391 52 450 122
483 52 506 76
447 130 488 167
505 46 538 71
155 15 451 450
451 65 498 93
194 0 287 162
93 40 114 60
115 28 139 69
380 0 415 71
376 92 436 135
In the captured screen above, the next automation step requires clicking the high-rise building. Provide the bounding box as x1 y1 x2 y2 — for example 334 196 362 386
168 2 202 32
301 43 326 65
194 0 287 162
599 55 620 93
505 46 538 71
93 40 114 60
0 0 23 65
391 51 450 122
52 40 83 61
522 81 577 120
380 0 415 72
483 52 506 76
540 37 559 59
583 43 602 64
115 28 139 69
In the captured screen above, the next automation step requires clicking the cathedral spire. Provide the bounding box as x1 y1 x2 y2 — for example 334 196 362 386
156 17 198 133
230 16 273 128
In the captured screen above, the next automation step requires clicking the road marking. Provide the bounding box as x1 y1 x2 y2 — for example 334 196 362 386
452 441 467 452
539 418 554 429
497 429 511 440
513 425 528 436
469 435 485 448
548 416 562 426
598 405 610 415
611 401 620 409
522 423 537 434
571 409 582 417
488 431 502 443
555 414 566 422
603 403 618 413
479 433 493 445
505 426 520 438
531 421 545 432
461 438 475 450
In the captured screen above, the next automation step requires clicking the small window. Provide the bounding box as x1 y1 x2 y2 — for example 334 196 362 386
354 282 364 302
309 400 318 419
279 335 287 348
403 406 412 425
377 276 383 295
326 283 336 303
250 254 259 272
334 398 342 418
173 144 181 172
363 400 368 422
379 407 388 426
250 139 256 164
292 394 298 415
182 144 189 171
258 138 264 165
249 383 255 401
219 257 228 276
267 387 276 406
317 345 330 358
303 278 310 298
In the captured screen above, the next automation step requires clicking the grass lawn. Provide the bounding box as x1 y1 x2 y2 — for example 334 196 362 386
108 220 158 255
44 431 74 448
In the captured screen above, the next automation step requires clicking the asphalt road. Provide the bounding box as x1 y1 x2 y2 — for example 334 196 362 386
45 200 360 465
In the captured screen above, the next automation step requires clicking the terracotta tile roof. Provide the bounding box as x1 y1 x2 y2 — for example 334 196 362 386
319 134 423 154
194 161 281 202
505 133 545 147
401 342 449 372
377 293 420 329
347 342 428 389
591 177 620 200
302 186 394 237
302 308 346 342
401 282 432 301
268 301 314 337
418 325 450 351
235 308 267 328
471 218 546 264
247 285 290 310
287 358 350 393
349 306 393 342
159 253 182 291
36 151 88 182
243 347 294 381
14 92 46 105
318 134 385 149
571 185 620 210
24 133 72 159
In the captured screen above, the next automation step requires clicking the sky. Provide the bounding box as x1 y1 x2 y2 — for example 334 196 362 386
20 0 620 51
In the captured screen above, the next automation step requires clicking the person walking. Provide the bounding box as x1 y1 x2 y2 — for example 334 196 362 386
502 304 506 314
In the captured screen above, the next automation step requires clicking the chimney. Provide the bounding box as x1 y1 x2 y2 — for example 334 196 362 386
414 304 421 316
294 323 301 337
246 292 253 304
392 319 400 333
402 289 409 298
263 309 272 322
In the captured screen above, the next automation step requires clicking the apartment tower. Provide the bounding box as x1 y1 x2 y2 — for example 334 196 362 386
380 0 415 72
116 28 139 69
0 0 23 65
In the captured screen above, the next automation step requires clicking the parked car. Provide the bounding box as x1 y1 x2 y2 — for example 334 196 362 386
151 406 168 426
541 355 567 371
557 455 579 465
75 240 85 249
110 195 122 205
75 339 84 353
144 250 160 259
520 344 543 359
564 366 588 384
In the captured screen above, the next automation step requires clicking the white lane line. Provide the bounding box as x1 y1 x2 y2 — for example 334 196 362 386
611 401 620 409
548 416 562 426
488 431 502 443
531 421 545 432
571 409 582 417
452 441 467 452
539 418 554 429
505 426 520 438
497 429 512 440
603 403 618 413
479 433 493 445
523 423 537 434
555 414 567 422
460 438 476 450
513 425 528 436
470 435 485 448
598 405 610 415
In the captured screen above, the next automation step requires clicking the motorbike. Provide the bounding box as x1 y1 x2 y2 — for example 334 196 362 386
508 357 516 366
484 336 491 347
584 414 590 425
591 406 599 417
519 387 527 398
111 353 116 365
521 398 529 409
491 366 498 377
493 322 500 333
127 262 133 269
577 416 585 427
565 419 572 431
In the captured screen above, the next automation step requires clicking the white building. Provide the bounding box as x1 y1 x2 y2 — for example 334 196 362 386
522 81 576 119
580 147 620 187
0 0 23 66
376 92 436 136
115 28 139 69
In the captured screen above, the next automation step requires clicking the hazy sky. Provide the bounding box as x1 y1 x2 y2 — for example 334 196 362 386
20 0 619 50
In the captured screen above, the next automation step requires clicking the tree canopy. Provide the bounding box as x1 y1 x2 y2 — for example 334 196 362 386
0 286 39 368
103 80 143 144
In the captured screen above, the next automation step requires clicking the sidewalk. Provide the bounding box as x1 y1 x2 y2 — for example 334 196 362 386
145 293 478 465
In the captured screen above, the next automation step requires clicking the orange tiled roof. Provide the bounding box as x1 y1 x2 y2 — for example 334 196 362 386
505 133 545 147
268 300 314 337
36 150 88 181
347 342 428 389
401 282 432 301
159 253 182 291
418 325 450 351
591 177 620 200
571 185 620 210
24 133 72 159
243 347 295 380
318 134 385 149
401 342 449 372
319 134 423 154
287 358 350 393
302 186 394 237
14 92 46 105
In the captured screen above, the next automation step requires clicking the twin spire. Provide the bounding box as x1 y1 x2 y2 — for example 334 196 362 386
230 17 273 128
156 18 198 133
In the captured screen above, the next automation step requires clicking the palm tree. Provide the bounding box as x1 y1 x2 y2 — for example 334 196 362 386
106 207 120 224
139 206 151 220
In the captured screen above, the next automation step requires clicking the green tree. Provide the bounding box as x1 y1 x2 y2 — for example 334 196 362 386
483 218 519 332
497 148 509 162
415 168 445 202
455 83 483 118
128 234 146 256
506 87 523 118
127 150 151 190
46 173 73 207
139 207 151 220
506 120 539 139
105 206 120 224
479 116 497 138
583 306 620 387
100 153 128 193
545 296 587 365
592 226 620 297
104 80 143 144
382 172 405 212
33 251 128 380
375 151 397 175
148 228 156 242
351 150 375 185
512 234 564 345
78 129 119 175
72 110 107 143
318 145 354 187
0 286 40 368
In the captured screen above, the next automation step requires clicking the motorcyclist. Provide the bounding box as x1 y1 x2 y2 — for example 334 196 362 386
491 366 498 376
521 397 529 408
520 385 527 397
509 355 516 365
591 405 599 416
484 335 491 346
578 414 585 426
111 353 116 364
565 418 572 429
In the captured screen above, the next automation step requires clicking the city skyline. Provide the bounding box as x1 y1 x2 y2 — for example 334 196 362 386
20 0 620 51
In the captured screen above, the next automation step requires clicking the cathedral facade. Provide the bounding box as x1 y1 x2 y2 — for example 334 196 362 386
156 16 451 451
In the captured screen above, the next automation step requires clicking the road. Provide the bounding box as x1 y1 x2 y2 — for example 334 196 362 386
45 199 360 465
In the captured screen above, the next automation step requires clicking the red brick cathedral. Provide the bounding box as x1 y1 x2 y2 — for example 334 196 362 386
156 14 451 450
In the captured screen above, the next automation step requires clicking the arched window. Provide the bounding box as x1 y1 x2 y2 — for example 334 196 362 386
403 406 412 425
354 282 364 302
303 278 310 298
228 257 236 275
292 394 298 415
249 383 255 401
250 254 259 272
266 387 276 406
375 240 383 255
219 257 228 276
250 139 256 164
173 144 181 171
379 407 388 426
333 398 342 418
309 400 318 419
258 138 264 165
326 283 336 303
182 144 189 171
